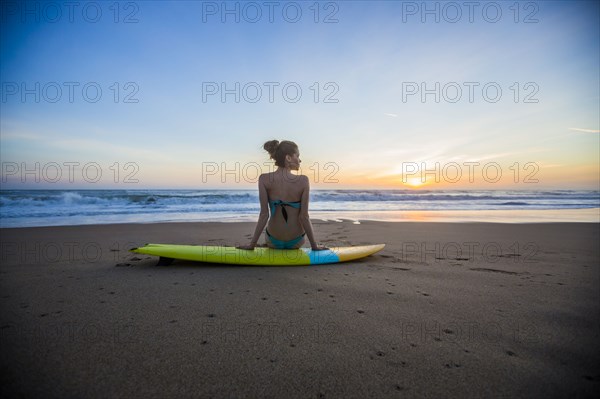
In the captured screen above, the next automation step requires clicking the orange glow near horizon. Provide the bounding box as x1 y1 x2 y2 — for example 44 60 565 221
315 161 600 191
41 160 595 190
403 177 428 188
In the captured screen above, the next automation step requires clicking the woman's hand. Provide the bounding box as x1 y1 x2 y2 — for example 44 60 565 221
236 244 256 250
311 245 329 251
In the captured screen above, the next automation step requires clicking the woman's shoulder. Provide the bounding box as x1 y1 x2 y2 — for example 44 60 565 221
258 172 275 181
298 174 309 184
258 172 308 186
258 172 276 187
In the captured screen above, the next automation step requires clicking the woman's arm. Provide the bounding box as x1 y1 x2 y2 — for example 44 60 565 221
237 175 269 250
298 176 327 250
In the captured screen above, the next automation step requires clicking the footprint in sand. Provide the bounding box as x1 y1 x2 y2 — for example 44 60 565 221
369 350 385 360
444 362 462 368
387 360 408 368
470 267 519 275
583 375 600 381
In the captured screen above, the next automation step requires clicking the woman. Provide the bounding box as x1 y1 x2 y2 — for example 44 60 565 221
237 140 328 251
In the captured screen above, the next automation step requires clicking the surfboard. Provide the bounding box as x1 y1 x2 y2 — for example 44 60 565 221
130 243 385 266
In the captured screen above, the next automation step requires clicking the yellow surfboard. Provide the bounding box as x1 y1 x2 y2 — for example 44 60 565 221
131 244 385 266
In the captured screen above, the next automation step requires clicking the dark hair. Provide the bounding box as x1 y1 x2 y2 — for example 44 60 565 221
263 140 298 167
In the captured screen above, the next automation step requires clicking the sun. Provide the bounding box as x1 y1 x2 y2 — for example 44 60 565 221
404 177 426 187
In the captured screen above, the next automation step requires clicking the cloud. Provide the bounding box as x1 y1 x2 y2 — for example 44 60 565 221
568 127 600 133
536 163 563 168
464 151 528 162
383 113 398 118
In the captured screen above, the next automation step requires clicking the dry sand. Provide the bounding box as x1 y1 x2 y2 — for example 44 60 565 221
1 221 598 398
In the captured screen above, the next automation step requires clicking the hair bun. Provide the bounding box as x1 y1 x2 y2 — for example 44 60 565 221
262 139 298 167
263 140 280 157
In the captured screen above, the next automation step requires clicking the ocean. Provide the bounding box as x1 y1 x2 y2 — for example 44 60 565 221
1 189 599 228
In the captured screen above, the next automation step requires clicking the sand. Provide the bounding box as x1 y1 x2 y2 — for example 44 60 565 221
1 221 598 398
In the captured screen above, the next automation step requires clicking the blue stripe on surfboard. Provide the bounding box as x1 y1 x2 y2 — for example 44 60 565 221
302 249 340 265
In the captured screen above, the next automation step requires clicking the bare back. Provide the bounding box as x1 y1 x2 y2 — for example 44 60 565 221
259 170 309 241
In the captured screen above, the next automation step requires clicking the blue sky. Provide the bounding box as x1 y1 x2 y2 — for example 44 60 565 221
1 0 598 189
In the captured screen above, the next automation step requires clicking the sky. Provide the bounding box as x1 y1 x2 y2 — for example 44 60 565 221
1 0 599 190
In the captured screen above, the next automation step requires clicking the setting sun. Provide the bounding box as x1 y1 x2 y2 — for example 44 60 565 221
404 177 427 187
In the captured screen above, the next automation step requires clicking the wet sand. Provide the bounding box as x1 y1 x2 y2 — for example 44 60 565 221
1 221 599 398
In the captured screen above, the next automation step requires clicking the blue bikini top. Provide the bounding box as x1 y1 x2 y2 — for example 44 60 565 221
269 199 301 223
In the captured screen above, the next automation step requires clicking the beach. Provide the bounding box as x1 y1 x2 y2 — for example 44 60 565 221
0 220 598 398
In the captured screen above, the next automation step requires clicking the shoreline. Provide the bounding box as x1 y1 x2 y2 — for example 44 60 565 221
1 221 598 397
1 207 599 229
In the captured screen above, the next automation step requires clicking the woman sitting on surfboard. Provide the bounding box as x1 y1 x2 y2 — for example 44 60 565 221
238 140 328 251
